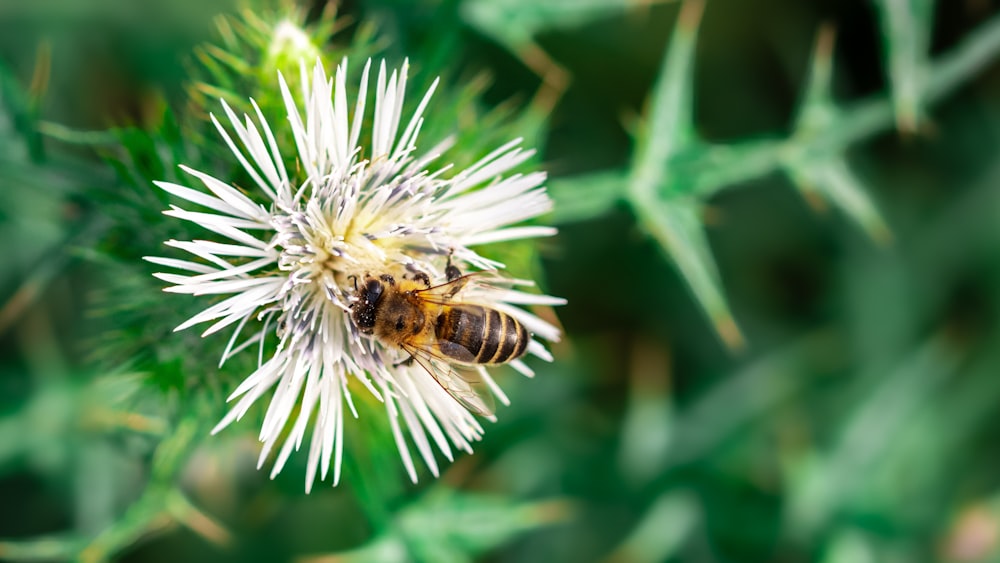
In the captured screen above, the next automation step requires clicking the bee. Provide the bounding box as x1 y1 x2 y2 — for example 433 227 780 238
350 261 530 416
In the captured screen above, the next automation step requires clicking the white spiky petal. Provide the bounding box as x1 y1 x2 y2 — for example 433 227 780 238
146 58 563 491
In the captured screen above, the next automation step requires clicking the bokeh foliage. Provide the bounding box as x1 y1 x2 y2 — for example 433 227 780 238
2 0 1000 562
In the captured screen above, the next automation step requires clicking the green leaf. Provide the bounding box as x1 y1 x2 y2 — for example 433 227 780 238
460 0 676 52
311 488 571 563
669 139 784 198
629 1 700 197
786 157 891 245
77 486 174 563
0 59 44 161
71 409 211 562
787 28 892 245
617 338 674 484
547 169 626 224
0 536 83 562
820 530 880 563
925 12 1000 102
670 332 833 466
398 489 570 559
795 24 838 135
635 199 743 349
785 335 961 540
873 0 935 132
604 492 699 563
653 12 1000 201
626 0 742 347
0 378 78 477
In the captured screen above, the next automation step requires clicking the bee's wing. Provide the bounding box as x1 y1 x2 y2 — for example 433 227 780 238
401 342 496 417
415 271 514 305
414 273 481 303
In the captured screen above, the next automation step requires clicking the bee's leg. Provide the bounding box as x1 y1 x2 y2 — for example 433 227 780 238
393 354 417 368
405 263 432 288
445 249 462 282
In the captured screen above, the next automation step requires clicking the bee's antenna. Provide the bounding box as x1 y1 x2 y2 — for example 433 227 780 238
348 274 358 291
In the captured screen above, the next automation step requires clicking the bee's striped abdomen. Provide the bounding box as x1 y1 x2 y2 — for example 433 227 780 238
436 305 529 365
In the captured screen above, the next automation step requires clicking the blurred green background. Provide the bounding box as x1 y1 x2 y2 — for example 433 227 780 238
3 0 1000 561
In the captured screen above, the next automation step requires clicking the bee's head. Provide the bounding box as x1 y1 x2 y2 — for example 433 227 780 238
350 275 388 334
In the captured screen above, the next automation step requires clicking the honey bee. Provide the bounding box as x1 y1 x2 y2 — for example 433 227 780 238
350 261 529 416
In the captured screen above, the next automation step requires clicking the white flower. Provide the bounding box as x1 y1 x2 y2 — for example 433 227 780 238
146 58 563 491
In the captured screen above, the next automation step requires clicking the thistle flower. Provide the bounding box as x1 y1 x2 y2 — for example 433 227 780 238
146 58 563 491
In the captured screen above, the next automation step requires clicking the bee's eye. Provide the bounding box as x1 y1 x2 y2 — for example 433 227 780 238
364 279 383 302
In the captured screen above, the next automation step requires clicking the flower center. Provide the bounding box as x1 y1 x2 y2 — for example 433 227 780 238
271 206 349 300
